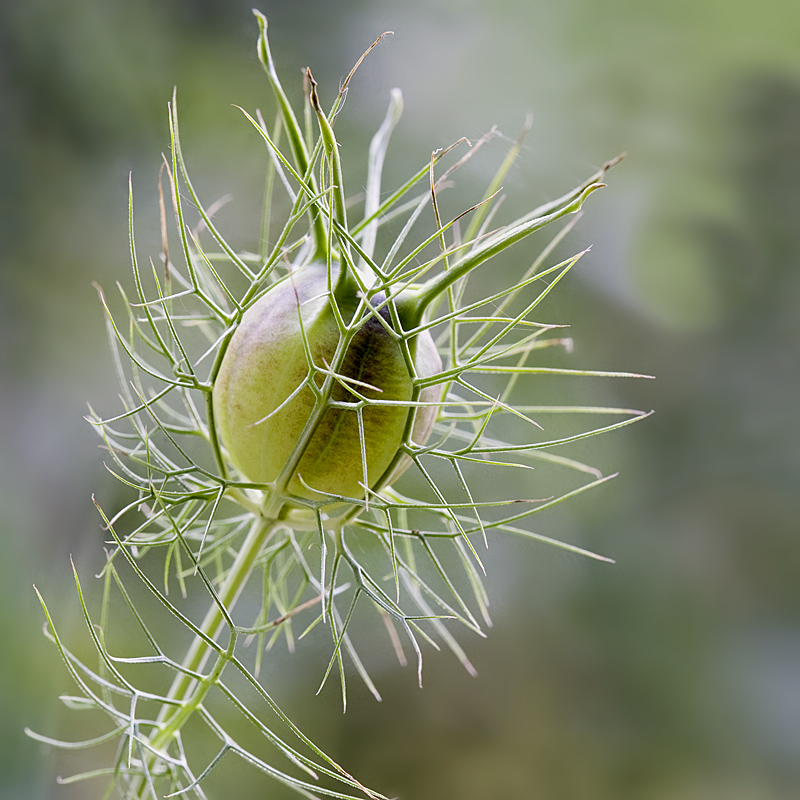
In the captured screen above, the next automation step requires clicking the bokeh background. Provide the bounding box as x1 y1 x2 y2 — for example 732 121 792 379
2 0 799 798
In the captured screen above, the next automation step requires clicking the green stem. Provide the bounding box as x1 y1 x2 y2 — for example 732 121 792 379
397 182 605 330
131 512 278 798
308 65 355 301
308 71 347 233
254 11 327 263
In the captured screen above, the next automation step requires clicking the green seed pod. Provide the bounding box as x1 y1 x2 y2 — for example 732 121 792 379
212 262 441 505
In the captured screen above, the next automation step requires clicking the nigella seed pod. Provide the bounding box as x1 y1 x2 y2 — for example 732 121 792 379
212 262 441 504
31 12 653 800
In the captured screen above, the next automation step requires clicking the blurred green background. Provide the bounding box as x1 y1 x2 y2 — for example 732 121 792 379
2 0 799 798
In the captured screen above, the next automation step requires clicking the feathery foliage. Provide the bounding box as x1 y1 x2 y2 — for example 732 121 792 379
29 12 651 799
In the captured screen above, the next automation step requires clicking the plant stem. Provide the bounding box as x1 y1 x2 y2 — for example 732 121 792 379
397 182 604 330
254 11 328 263
131 511 278 798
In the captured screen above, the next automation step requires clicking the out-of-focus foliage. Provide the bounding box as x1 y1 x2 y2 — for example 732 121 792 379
2 1 798 798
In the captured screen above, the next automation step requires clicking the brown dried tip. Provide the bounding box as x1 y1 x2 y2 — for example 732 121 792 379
305 67 321 113
603 152 627 171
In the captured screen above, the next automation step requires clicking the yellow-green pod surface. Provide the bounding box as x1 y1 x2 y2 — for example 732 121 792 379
212 263 441 503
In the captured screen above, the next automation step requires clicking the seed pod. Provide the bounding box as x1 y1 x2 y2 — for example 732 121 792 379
212 263 441 504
